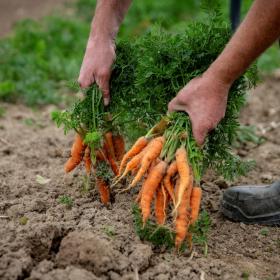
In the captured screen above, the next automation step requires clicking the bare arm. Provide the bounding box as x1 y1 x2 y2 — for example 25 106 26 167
78 0 132 105
169 0 280 145
209 0 280 84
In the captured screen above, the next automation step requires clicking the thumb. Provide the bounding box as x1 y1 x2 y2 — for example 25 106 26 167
190 118 208 147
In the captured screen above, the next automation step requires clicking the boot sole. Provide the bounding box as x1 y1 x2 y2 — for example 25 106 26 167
221 200 280 225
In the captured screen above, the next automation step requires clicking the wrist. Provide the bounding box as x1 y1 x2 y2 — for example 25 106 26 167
87 32 115 49
206 61 236 87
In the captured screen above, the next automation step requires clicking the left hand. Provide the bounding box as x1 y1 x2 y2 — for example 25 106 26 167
168 71 231 146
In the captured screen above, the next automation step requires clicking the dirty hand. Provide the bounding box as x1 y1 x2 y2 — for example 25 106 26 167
78 37 115 106
168 72 231 146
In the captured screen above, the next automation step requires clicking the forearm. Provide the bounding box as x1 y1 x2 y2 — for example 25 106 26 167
208 0 280 84
90 0 132 42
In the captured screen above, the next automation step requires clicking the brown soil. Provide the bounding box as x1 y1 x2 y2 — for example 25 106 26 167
0 77 280 280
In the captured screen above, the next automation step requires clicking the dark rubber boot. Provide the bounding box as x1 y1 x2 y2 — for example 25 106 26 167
221 180 280 225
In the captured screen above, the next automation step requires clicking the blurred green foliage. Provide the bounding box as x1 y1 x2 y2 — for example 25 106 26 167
0 0 278 106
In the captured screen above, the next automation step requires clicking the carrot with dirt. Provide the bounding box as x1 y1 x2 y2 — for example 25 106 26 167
140 160 167 224
119 136 149 174
155 184 167 225
84 146 91 174
104 132 116 160
174 147 191 211
103 141 119 176
96 177 110 205
113 134 125 161
115 147 147 183
174 185 191 249
96 149 107 162
64 134 86 173
190 186 202 224
163 160 177 205
130 136 165 187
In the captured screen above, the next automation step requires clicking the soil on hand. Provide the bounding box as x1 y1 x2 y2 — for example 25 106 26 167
0 78 280 280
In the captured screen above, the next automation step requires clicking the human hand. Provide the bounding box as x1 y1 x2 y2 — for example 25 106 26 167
78 37 116 106
168 71 231 146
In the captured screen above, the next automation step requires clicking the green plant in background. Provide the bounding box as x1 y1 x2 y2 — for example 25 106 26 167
235 125 265 147
0 16 89 105
58 195 74 208
0 0 277 106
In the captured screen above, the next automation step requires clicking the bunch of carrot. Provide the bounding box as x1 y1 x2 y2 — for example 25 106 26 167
113 115 203 250
64 132 125 205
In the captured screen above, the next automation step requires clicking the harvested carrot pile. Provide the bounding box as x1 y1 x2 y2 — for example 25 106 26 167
52 5 258 251
114 115 203 250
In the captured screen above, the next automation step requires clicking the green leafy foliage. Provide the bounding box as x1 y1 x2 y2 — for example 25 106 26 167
132 204 211 251
53 5 258 181
190 210 211 246
132 204 175 249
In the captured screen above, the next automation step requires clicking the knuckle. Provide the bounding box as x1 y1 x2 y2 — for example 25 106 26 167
97 68 111 79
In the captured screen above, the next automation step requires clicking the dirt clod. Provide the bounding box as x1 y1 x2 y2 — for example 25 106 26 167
56 231 129 276
129 244 152 271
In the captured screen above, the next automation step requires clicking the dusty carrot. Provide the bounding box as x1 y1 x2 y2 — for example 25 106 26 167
84 146 91 174
163 161 177 205
174 147 190 211
119 136 149 175
112 134 125 161
155 184 167 225
104 132 116 160
190 186 202 224
96 177 110 205
104 141 119 176
140 160 167 224
175 187 191 249
130 136 165 187
64 134 86 173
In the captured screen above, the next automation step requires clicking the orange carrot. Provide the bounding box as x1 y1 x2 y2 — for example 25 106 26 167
104 132 116 160
190 186 202 224
119 136 149 175
175 187 191 249
140 160 167 224
174 147 190 211
96 149 107 162
155 184 167 225
112 134 125 161
103 141 119 176
96 177 110 205
117 148 146 180
135 189 142 204
163 161 177 205
64 134 86 173
130 136 165 187
84 146 91 174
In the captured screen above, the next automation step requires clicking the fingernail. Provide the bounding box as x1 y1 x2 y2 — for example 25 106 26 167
104 98 109 106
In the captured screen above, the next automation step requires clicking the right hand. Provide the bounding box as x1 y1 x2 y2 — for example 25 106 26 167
168 71 231 146
78 37 116 106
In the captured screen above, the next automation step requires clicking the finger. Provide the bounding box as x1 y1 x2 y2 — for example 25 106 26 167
168 98 186 113
191 122 208 147
78 72 95 89
96 71 111 106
